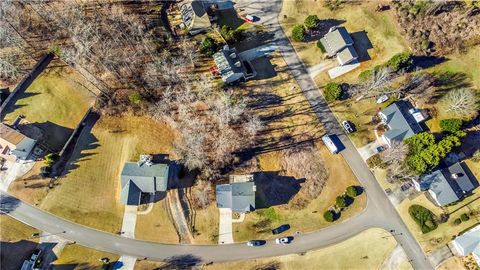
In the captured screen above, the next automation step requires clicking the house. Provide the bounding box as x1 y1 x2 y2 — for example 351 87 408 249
378 101 425 146
180 0 211 35
0 122 36 161
320 27 358 66
451 224 480 266
213 45 255 84
413 162 478 206
216 174 256 213
120 155 170 205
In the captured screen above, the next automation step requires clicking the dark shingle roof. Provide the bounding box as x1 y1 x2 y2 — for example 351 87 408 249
216 182 255 213
120 162 169 205
381 101 423 143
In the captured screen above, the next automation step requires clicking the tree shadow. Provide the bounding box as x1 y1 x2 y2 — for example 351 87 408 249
0 240 38 270
351 31 373 62
306 19 346 42
411 55 447 70
0 193 21 213
430 71 471 103
253 171 304 208
156 254 202 269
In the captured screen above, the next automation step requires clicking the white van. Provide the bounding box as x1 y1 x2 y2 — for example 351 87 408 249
322 135 338 154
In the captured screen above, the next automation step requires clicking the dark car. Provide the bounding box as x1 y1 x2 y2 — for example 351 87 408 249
247 240 266 247
272 224 290 235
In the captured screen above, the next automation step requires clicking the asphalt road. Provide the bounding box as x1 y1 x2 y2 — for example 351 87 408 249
0 1 433 269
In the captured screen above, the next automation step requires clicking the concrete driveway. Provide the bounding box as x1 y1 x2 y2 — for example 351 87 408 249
328 61 360 79
238 44 276 61
0 159 35 192
218 208 234 244
121 205 137 239
357 140 386 161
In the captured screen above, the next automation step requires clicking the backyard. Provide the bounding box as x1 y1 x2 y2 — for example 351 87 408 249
3 66 96 151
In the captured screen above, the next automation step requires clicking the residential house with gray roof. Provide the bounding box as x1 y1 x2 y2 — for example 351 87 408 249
451 224 480 266
216 176 256 213
180 0 212 35
413 162 478 206
320 27 358 66
378 101 425 146
213 45 255 84
120 155 170 205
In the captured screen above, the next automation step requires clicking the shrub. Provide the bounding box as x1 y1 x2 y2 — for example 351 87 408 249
128 91 142 104
220 25 243 43
440 119 463 133
453 218 462 225
460 213 470 222
45 153 59 166
472 150 480 163
316 40 326 53
386 52 413 72
336 195 346 208
323 82 342 102
346 186 358 197
199 37 218 56
408 204 438 234
358 69 373 81
291 24 307 42
304 15 319 29
366 154 384 169
324 210 334 222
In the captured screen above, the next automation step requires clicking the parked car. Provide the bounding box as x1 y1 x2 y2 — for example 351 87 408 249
272 224 290 235
275 236 293 245
342 120 355 133
376 94 389 104
245 15 255 22
30 249 42 262
247 240 266 247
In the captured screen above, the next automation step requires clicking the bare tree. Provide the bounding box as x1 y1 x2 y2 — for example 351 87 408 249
0 54 21 82
441 88 479 117
352 67 393 100
379 141 415 183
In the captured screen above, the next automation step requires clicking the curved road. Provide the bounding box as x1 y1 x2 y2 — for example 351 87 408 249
0 1 432 269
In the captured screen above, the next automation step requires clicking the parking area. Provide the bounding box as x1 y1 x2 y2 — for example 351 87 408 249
0 159 36 192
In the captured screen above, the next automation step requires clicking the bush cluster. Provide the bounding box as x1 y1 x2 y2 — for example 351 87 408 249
408 204 438 234
385 52 413 72
304 15 319 29
199 37 218 56
440 118 463 133
220 25 244 43
323 82 342 102
291 24 307 42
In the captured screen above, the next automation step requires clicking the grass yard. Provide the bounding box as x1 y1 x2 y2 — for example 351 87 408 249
0 216 39 270
135 199 179 244
8 161 50 205
0 215 39 242
204 228 409 270
280 0 409 83
3 66 96 151
191 204 219 244
398 188 480 253
232 145 366 242
437 256 467 270
52 244 119 269
8 115 176 234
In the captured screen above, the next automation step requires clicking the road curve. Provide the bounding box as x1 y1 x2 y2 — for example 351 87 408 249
0 1 433 269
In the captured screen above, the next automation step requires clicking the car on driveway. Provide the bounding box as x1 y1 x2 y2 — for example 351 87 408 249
272 224 290 235
247 240 266 247
245 15 255 22
275 236 293 245
342 120 355 133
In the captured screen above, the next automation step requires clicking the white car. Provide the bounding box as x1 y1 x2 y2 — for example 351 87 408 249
275 237 292 245
376 94 389 104
342 121 354 133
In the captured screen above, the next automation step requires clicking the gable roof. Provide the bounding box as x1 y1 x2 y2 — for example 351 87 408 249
181 0 211 32
424 162 478 206
337 46 358 65
381 101 423 143
0 123 25 145
216 182 255 213
121 162 169 193
120 180 142 205
213 47 244 82
453 225 480 256
320 27 354 56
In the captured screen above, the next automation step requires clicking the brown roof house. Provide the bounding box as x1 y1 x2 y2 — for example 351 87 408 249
0 122 36 161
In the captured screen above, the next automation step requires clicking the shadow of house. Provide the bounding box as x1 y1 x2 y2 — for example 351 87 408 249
307 19 346 42
251 56 277 80
216 8 244 29
31 121 75 153
350 31 373 62
0 240 38 270
253 171 303 209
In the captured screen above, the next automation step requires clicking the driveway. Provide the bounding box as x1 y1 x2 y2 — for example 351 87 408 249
115 255 137 270
218 208 234 244
357 139 386 160
121 205 137 239
327 61 360 79
238 44 276 61
0 159 35 192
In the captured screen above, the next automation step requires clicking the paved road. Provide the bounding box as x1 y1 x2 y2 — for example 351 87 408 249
0 1 432 269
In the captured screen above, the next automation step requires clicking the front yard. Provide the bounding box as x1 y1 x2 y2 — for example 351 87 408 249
3 66 96 151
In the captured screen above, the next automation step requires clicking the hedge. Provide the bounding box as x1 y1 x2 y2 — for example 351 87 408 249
324 210 334 222
346 186 358 197
440 118 463 133
323 82 342 102
408 204 438 234
292 24 307 42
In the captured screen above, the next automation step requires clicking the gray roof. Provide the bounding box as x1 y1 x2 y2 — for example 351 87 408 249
453 225 480 256
121 180 142 206
213 47 245 83
424 162 477 206
337 46 358 65
380 101 423 143
216 182 255 213
181 0 211 33
120 162 169 205
320 27 354 56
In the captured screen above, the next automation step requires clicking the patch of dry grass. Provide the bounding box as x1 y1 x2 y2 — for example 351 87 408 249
135 200 179 244
205 228 402 270
52 244 119 269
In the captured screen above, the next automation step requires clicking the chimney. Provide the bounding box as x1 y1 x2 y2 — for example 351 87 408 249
234 61 241 67
229 52 237 59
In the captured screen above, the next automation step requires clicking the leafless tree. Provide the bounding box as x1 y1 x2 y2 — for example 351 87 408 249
352 67 393 100
380 141 416 183
441 88 479 117
0 54 21 81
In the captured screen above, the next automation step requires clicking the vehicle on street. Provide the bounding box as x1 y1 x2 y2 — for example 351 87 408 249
322 135 339 154
247 240 266 247
272 224 290 235
275 236 293 245
341 121 354 133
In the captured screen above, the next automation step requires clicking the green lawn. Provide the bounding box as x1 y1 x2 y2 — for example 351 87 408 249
3 66 95 151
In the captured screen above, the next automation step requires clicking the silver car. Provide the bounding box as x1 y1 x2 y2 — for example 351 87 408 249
342 121 354 133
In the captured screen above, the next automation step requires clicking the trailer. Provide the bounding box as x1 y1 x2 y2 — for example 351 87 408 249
322 135 339 154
